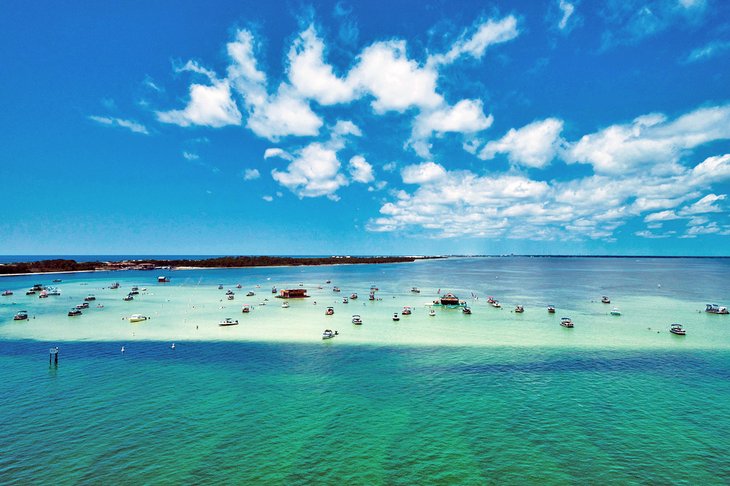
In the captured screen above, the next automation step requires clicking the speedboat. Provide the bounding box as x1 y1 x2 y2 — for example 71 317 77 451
47 288 61 296
325 280 331 284
547 305 556 313
670 323 686 335
560 317 574 328
13 310 28 321
218 284 224 290
429 309 436 316
601 296 611 304
281 301 290 308
392 313 400 322
271 286 277 294
411 287 421 293
352 315 363 325
242 305 251 313
225 289 234 296
219 318 239 326
1 290 12 296
157 276 170 283
322 329 338 340
333 287 341 293
110 282 120 290
401 306 412 315
76 302 90 309
129 314 148 323
325 307 334 316
246 291 255 297
84 295 96 301
26 289 36 295
350 293 358 300
236 284 242 289
227 294 235 300
706 304 729 314
38 290 48 298
68 308 82 317
610 308 621 316
52 279 62 283
369 292 375 301
515 305 524 313
491 301 501 309
342 297 349 304
123 294 134 301
462 306 472 314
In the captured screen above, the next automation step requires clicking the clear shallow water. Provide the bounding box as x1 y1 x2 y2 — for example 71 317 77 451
1 257 730 483
1 341 729 484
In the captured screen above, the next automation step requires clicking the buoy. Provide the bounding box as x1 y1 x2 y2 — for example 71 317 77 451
171 343 175 349
121 346 125 353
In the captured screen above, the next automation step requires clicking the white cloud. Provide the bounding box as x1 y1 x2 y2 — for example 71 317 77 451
287 25 354 105
685 40 730 63
89 115 149 135
644 210 681 222
264 148 294 160
244 168 261 180
262 195 274 202
401 162 447 184
427 15 519 67
383 161 397 172
348 155 374 183
557 0 575 30
269 121 362 199
157 79 242 128
271 142 349 198
245 85 323 140
679 193 726 215
349 41 442 113
565 105 730 174
410 99 493 157
479 118 564 168
182 151 199 160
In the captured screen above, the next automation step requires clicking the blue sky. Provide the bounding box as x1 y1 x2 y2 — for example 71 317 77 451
2 0 730 255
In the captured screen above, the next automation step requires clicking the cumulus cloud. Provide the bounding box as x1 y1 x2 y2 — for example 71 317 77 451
89 115 149 135
401 162 447 184
182 151 199 160
349 40 442 113
410 100 493 157
427 15 519 67
565 105 730 174
269 121 362 199
287 25 354 105
271 143 349 199
479 118 564 168
244 168 261 180
157 79 242 128
264 148 295 160
348 155 374 183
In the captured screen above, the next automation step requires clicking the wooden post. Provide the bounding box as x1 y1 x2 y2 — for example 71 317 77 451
49 347 59 365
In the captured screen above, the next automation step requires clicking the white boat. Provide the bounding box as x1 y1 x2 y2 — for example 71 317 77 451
242 305 251 313
68 308 82 317
514 305 524 313
1 290 13 296
706 304 729 314
491 301 501 309
325 307 334 315
246 291 255 297
547 305 556 313
601 296 611 304
157 276 170 283
219 318 239 326
392 313 400 322
429 309 436 317
560 317 574 328
342 297 349 304
13 311 28 321
670 323 686 335
350 293 358 300
352 315 363 325
129 314 148 323
411 287 421 293
462 306 472 314
281 301 290 308
401 306 412 315
610 308 621 316
84 294 95 301
322 329 338 340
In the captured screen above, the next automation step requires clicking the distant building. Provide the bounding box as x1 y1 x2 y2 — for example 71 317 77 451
278 288 309 298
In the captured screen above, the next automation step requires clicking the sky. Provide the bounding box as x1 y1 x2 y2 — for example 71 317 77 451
1 0 730 256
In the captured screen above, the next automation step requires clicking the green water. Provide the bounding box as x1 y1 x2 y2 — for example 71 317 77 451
1 342 729 484
1 258 729 483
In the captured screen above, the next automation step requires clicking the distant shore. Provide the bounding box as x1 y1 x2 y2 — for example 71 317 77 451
0 256 437 276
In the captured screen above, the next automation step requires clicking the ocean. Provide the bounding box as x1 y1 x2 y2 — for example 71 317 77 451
1 257 729 483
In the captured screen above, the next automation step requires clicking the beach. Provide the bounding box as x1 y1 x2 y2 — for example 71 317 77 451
1 257 729 483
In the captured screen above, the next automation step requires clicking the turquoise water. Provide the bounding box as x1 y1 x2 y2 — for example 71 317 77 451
1 258 729 483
